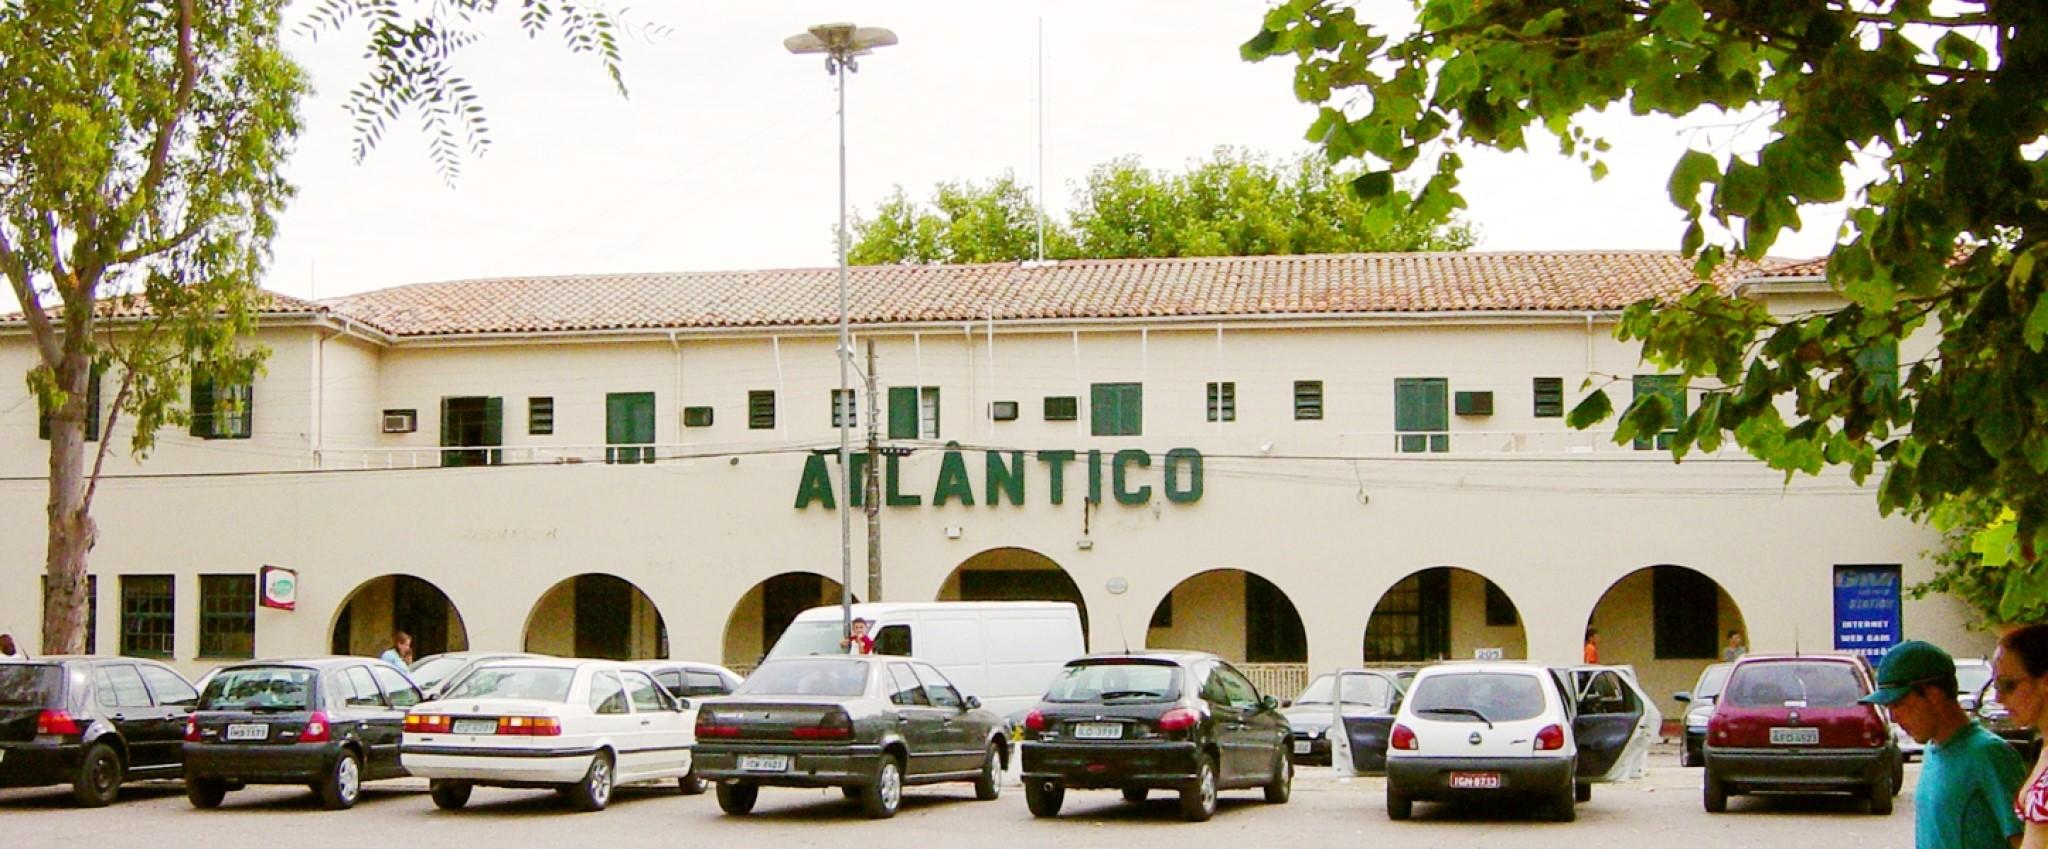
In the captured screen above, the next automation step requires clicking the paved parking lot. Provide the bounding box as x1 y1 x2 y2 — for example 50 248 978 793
2 751 1917 849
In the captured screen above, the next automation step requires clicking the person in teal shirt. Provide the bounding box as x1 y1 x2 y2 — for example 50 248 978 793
1864 640 2026 849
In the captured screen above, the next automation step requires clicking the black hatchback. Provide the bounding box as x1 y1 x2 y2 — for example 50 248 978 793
1018 652 1293 822
183 658 423 809
0 657 199 806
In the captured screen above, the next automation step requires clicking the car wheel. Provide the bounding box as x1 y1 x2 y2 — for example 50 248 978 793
1678 745 1695 768
678 769 708 796
1892 757 1905 798
973 744 1003 801
430 780 473 810
1264 750 1293 804
1703 770 1728 814
1868 768 1895 815
1549 775 1577 823
1387 784 1412 821
859 756 903 819
1179 752 1217 823
1024 780 1065 818
1121 787 1149 804
1575 781 1592 803
71 742 123 808
716 781 759 815
565 751 614 813
318 750 362 811
186 777 228 810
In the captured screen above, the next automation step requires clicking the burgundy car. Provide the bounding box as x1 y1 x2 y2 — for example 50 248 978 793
1701 654 1901 814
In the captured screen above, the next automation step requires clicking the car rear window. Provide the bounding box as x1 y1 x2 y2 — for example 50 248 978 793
1696 664 1732 699
408 656 469 689
1043 662 1180 704
0 665 63 706
1409 672 1547 723
737 659 871 697
1294 672 1396 708
202 667 315 711
1726 662 1865 708
442 666 576 702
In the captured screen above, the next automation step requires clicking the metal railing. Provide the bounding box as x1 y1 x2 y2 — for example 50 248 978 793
1240 663 1310 701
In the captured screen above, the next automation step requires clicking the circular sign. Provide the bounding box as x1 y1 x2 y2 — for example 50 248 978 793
1105 577 1128 595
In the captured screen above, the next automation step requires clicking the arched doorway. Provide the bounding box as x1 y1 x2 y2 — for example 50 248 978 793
1363 567 1527 663
936 547 1089 640
722 572 856 670
523 573 667 660
330 575 469 659
1585 564 1748 721
1146 569 1307 698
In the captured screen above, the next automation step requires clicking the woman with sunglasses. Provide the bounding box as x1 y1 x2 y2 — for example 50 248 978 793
1995 624 2048 849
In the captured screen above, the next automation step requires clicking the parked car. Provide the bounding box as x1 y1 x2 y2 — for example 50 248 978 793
1384 663 1658 822
1017 652 1293 822
1285 668 1409 771
766 602 1084 718
693 654 1008 819
1673 662 1732 767
402 658 695 812
629 660 742 794
408 652 550 700
0 657 198 806
1965 658 2042 761
183 657 423 810
1702 653 1901 814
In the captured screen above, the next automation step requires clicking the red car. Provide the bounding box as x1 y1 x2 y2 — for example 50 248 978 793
1702 654 1902 814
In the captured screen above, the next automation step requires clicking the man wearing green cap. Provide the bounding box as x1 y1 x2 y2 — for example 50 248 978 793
1863 640 2026 849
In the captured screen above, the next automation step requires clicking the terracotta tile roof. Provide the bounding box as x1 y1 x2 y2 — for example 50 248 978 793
2 290 328 323
321 251 1776 338
1761 257 1829 278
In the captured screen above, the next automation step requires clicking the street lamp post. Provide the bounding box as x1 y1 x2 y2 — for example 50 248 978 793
786 23 897 641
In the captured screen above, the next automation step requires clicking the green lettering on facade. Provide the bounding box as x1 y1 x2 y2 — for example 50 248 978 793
1113 449 1152 505
794 454 835 509
933 450 976 506
1164 448 1203 503
1087 449 1104 504
1036 450 1075 505
986 451 1026 506
885 453 920 506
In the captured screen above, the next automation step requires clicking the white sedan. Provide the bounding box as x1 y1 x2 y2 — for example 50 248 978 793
401 658 696 811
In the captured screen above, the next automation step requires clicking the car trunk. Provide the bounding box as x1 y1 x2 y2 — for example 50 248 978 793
1035 703 1179 742
1713 661 1881 749
193 665 322 746
0 665 65 743
1403 672 1557 758
700 697 857 742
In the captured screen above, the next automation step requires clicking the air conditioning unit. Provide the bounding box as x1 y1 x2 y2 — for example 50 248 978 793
381 409 418 434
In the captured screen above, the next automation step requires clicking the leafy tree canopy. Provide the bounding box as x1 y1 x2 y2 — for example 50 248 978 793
1245 1 2047 623
849 147 1478 265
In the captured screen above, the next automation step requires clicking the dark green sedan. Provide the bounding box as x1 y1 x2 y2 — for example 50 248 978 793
692 655 1008 819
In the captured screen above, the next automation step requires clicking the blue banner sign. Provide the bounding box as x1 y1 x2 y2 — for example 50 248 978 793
1833 564 1902 660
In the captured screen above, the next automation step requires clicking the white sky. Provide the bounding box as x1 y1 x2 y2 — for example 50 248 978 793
40 2 1858 311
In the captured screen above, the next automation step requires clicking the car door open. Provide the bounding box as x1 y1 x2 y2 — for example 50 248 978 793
1571 667 1660 782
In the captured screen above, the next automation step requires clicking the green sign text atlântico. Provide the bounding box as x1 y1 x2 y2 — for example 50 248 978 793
794 448 1203 509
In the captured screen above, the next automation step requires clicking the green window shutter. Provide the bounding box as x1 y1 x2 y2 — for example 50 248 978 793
1394 378 1449 453
748 391 776 429
439 397 458 446
1631 375 1686 450
528 397 555 435
1092 383 1141 436
1090 384 1118 436
1044 396 1078 421
1855 341 1900 400
830 389 857 428
481 396 504 464
191 373 217 437
1294 380 1323 420
888 386 918 439
1122 384 1143 435
1533 377 1564 417
231 383 252 438
606 392 655 464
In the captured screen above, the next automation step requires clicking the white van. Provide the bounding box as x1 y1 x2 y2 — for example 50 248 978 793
766 602 1085 719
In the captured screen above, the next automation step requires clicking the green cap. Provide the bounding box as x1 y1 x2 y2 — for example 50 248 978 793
1860 640 1955 705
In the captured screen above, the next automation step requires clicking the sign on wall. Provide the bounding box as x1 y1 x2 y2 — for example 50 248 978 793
1832 564 1901 661
260 565 297 611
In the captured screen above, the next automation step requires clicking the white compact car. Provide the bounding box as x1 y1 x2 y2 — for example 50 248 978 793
1384 662 1659 822
401 658 696 812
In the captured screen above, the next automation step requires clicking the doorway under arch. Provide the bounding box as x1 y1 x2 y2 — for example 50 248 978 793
329 574 469 659
936 547 1089 641
1362 567 1527 663
1585 564 1748 721
523 573 667 660
721 572 856 670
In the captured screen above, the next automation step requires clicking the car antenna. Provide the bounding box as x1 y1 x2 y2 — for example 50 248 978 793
1793 626 1801 657
1116 613 1131 654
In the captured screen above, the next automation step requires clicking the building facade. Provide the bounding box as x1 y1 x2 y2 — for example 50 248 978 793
0 251 1978 716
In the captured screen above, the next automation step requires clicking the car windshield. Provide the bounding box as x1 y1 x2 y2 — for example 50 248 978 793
0 665 62 706
1726 662 1864 708
1294 673 1396 708
1959 664 1993 697
1409 672 1546 723
202 667 314 711
442 666 576 702
1043 662 1180 703
766 621 851 659
737 659 871 697
408 656 470 689
1696 664 1733 699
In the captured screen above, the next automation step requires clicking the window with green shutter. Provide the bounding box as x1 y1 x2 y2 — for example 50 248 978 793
528 397 554 435
120 575 175 658
439 396 504 467
887 386 941 439
1630 375 1686 450
748 390 776 429
1855 341 1900 400
1533 377 1565 418
190 372 253 440
1044 396 1078 421
199 574 255 658
831 389 857 428
1394 378 1449 453
1206 382 1235 422
1294 380 1324 420
606 392 656 464
1090 383 1142 436
39 368 103 442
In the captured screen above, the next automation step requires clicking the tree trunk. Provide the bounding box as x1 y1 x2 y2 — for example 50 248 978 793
41 349 94 656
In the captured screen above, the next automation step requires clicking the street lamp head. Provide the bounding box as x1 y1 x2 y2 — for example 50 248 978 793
785 23 897 72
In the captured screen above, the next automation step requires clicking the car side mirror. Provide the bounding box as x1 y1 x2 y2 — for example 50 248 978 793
1261 695 1280 711
676 697 693 711
1673 691 1692 703
965 695 982 710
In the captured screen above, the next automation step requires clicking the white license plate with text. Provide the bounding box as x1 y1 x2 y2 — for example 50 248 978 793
1293 740 1313 754
1448 771 1502 789
1770 727 1820 745
225 723 269 741
1072 723 1123 740
453 719 498 735
739 754 789 772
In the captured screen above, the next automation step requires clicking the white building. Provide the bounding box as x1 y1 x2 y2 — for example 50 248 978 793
0 251 1976 717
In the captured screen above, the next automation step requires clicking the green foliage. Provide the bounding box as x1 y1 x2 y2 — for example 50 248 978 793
1246 1 2048 612
849 148 1477 265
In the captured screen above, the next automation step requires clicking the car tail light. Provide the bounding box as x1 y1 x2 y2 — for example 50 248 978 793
301 711 331 743
793 711 854 740
1023 710 1047 733
1863 712 1890 747
36 709 82 736
696 712 741 738
404 714 453 734
1535 724 1566 751
1157 708 1200 733
1390 723 1417 751
185 716 201 743
496 716 562 737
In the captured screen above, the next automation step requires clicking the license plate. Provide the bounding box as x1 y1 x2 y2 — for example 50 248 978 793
739 755 789 772
1072 722 1123 740
1770 726 1820 745
225 723 269 741
1293 740 1313 754
453 719 498 736
1448 771 1502 789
